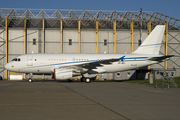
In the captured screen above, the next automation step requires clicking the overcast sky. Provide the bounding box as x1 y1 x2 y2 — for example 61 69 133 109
1 0 180 20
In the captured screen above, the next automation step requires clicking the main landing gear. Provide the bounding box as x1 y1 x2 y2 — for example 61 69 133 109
27 73 91 83
81 75 91 83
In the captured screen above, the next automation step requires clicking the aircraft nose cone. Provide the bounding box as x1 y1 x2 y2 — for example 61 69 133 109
5 63 11 70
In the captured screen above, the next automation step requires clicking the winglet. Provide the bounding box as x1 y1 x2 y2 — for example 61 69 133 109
119 55 125 62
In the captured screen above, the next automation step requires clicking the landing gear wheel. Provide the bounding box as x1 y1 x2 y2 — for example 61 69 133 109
28 73 33 83
28 78 32 83
81 77 86 82
85 78 91 83
68 79 72 82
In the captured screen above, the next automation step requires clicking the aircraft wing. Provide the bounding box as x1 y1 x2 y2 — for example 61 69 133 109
147 55 174 61
77 58 120 69
60 56 125 71
77 55 126 69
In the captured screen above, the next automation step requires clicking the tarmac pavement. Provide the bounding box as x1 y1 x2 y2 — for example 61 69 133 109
0 80 180 120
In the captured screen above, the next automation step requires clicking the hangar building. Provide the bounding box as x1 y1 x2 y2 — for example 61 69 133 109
0 8 179 80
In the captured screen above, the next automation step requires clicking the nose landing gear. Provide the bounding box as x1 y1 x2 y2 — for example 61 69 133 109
28 73 33 83
28 78 32 83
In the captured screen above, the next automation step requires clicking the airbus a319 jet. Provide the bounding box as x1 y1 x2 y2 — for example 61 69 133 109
5 25 173 83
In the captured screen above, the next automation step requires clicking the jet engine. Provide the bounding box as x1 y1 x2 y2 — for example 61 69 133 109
54 68 80 80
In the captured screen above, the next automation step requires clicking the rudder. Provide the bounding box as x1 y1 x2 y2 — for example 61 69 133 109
133 25 165 55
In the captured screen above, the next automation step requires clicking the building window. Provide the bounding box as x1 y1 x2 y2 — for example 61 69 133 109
69 39 72 45
33 39 36 45
138 40 142 46
104 39 107 46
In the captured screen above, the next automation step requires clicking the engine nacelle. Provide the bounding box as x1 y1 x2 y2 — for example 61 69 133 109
54 69 80 80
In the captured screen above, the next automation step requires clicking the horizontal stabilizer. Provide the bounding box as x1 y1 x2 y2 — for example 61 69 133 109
147 55 174 61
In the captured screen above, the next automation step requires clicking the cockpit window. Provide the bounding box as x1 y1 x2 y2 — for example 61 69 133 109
12 58 21 62
12 58 17 61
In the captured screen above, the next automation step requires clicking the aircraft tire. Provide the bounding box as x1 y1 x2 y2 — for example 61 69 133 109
28 78 32 83
68 79 72 82
81 77 86 82
85 78 91 83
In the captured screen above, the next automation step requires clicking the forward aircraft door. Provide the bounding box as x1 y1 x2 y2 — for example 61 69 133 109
27 54 33 66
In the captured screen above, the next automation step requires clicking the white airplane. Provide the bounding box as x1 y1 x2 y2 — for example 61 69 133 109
5 25 173 83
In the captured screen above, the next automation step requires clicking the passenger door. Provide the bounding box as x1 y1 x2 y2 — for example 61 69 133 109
27 54 33 66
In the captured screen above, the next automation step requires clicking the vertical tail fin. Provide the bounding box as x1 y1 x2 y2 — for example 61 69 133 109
133 25 165 55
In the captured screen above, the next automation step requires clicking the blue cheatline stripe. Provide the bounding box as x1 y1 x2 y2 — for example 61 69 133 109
140 43 161 47
21 56 158 70
125 57 148 59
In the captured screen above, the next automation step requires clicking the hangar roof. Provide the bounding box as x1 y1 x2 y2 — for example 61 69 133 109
0 8 180 30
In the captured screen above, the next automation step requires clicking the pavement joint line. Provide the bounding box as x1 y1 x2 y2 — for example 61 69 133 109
60 83 130 120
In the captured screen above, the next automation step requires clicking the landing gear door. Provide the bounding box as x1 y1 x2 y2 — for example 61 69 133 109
27 54 33 66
